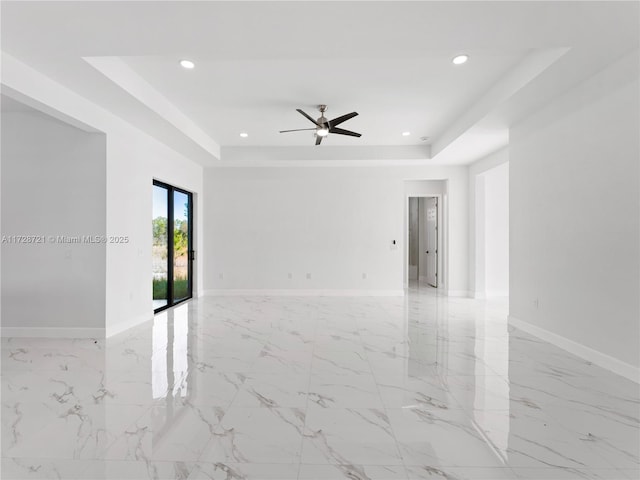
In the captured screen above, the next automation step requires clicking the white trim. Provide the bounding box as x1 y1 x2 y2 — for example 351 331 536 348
474 290 509 299
447 290 470 297
203 289 405 297
509 316 640 384
468 146 509 175
486 290 509 297
218 145 431 165
106 312 152 338
1 327 105 339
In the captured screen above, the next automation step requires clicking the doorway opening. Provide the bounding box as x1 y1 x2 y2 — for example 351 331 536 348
153 180 194 313
408 196 441 289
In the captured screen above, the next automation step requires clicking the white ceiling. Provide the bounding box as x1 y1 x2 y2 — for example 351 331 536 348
1 1 638 166
120 50 525 147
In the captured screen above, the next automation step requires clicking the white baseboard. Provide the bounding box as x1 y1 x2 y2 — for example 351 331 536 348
1 326 105 339
474 291 509 299
106 312 152 338
509 315 640 384
203 289 405 297
447 290 470 298
486 290 509 298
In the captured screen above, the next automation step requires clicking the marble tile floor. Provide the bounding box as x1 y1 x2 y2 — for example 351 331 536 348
1 285 638 479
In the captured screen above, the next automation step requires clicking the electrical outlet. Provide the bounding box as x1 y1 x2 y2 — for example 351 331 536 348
306 273 311 280
288 273 293 279
219 273 224 280
362 273 367 280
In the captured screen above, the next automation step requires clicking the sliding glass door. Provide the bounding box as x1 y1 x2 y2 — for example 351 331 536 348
153 183 170 310
153 181 193 313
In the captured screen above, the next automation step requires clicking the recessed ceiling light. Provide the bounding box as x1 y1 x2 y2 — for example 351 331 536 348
452 54 469 65
402 131 411 137
239 132 248 138
180 60 195 69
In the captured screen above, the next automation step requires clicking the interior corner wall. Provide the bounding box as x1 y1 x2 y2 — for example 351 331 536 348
1 110 106 335
484 162 509 297
510 49 640 369
105 129 203 337
1 55 205 338
204 166 468 295
468 147 509 298
473 174 486 298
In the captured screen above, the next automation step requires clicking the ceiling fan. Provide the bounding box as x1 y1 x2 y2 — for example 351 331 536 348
279 105 361 145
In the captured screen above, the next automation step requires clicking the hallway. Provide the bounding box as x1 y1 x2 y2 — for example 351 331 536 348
2 289 638 479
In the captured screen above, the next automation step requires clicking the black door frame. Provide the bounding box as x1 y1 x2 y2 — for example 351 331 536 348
153 180 194 313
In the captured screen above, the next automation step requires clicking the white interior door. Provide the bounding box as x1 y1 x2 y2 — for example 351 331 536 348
425 197 438 287
408 197 419 280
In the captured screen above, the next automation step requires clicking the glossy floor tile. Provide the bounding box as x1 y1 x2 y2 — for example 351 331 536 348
2 284 638 479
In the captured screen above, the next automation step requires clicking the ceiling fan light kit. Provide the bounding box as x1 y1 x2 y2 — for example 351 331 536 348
279 104 362 145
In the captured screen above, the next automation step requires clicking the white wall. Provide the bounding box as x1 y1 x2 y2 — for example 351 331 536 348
510 50 639 370
468 147 509 298
105 128 203 337
205 168 403 292
1 109 106 334
1 54 204 337
404 180 445 197
483 162 509 297
205 166 468 295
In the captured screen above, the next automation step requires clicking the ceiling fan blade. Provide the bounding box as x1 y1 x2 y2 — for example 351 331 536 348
279 128 317 133
297 109 320 126
329 127 362 137
315 135 323 146
328 112 358 127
